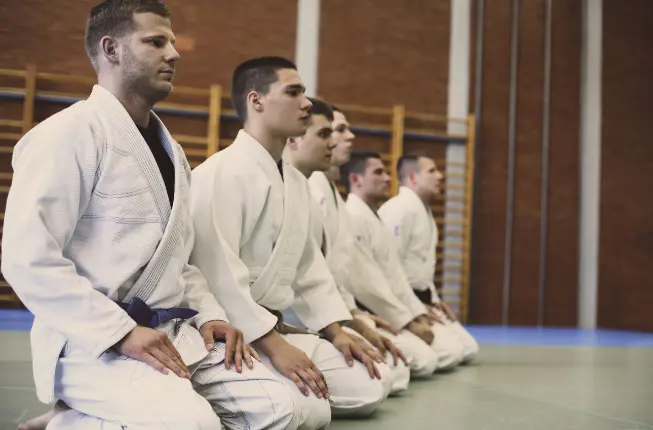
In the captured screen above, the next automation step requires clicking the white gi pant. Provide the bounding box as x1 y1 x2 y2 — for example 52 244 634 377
255 333 386 430
440 320 479 364
47 346 296 430
356 314 439 379
429 322 465 370
342 326 410 397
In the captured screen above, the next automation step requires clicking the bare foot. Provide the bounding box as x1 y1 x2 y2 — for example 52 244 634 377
17 402 68 430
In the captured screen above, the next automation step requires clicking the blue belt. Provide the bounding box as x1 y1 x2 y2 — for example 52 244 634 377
119 298 198 329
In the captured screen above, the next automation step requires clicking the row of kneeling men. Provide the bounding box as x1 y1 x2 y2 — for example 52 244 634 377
2 3 478 429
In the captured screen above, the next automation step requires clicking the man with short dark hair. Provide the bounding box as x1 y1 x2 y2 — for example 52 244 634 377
189 57 386 429
4 2 298 429
284 97 410 399
379 153 479 363
344 151 464 371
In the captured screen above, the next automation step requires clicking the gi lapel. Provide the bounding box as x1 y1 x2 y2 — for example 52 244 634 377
251 163 307 300
91 85 172 227
122 138 185 303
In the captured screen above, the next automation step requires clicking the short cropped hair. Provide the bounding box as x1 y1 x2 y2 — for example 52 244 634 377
307 97 334 122
231 56 298 122
397 152 428 184
85 0 170 70
341 150 382 191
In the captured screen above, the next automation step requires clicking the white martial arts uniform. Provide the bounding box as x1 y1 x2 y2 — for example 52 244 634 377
333 192 437 377
379 186 479 363
1 86 299 430
346 193 463 371
307 172 409 397
188 130 385 428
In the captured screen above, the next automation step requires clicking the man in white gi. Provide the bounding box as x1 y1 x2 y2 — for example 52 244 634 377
2 2 299 429
306 104 439 381
344 151 465 371
188 56 385 429
283 97 410 397
379 153 479 363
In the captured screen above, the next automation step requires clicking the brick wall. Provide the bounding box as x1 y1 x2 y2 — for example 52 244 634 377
0 0 298 89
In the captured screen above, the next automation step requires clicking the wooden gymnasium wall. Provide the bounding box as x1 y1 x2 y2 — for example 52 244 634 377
468 0 582 326
598 0 653 332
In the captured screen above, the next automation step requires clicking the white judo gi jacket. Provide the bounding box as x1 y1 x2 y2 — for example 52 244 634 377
378 186 440 303
188 131 352 344
307 171 357 311
344 194 427 329
1 85 227 404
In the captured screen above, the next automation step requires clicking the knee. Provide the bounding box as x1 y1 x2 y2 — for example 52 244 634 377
389 360 410 396
173 394 223 430
410 348 439 378
295 395 331 430
376 360 394 399
461 340 480 364
242 378 297 430
434 343 463 371
331 367 386 418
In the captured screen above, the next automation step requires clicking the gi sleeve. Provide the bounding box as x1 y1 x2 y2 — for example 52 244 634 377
1 119 137 358
188 163 277 344
291 187 352 331
345 215 417 330
179 151 230 329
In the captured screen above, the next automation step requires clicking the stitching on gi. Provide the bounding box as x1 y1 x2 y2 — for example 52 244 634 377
252 379 278 428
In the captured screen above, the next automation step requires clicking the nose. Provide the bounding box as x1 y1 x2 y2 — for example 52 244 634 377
327 137 336 150
437 171 444 180
301 96 312 111
382 172 391 183
166 43 180 63
347 129 356 141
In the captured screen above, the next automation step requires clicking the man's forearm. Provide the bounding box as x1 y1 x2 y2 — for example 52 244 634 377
251 329 287 356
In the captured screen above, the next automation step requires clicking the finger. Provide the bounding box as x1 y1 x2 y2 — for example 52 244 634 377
248 345 262 363
163 336 185 361
361 353 378 379
350 345 376 378
234 333 244 373
163 337 189 375
310 363 330 399
307 364 330 399
297 368 323 399
200 327 215 351
372 361 382 380
140 352 168 375
398 349 409 366
375 340 387 357
368 346 384 364
224 331 236 370
243 343 254 370
390 347 400 367
150 347 187 379
287 372 310 397
341 345 354 367
354 349 381 379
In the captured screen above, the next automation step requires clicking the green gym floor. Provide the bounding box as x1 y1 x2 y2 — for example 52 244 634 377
2 311 653 430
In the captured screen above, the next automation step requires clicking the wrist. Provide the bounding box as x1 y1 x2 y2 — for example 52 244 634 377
252 329 285 356
320 323 343 342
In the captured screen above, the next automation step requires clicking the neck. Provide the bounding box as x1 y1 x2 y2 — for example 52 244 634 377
244 122 287 163
325 165 340 183
284 152 314 178
352 190 378 211
98 76 153 128
406 184 433 207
